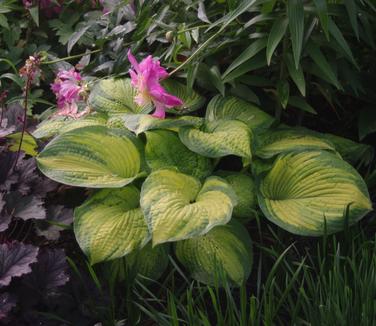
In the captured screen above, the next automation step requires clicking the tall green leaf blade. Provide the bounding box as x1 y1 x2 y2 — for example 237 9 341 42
288 96 317 114
74 186 150 264
328 18 358 67
266 17 289 66
344 0 359 39
145 130 212 179
285 54 306 96
306 42 341 89
140 169 237 245
313 0 329 39
287 0 304 68
258 151 372 236
37 126 143 188
223 38 267 77
175 221 252 286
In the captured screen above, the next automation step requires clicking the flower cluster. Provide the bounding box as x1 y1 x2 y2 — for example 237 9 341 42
19 55 42 86
51 69 88 119
128 51 183 119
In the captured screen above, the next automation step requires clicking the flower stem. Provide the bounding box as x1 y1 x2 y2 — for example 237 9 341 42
12 77 31 170
42 49 102 65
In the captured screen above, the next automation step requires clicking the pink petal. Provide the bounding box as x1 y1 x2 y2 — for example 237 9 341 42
152 103 166 119
149 85 183 107
127 50 140 73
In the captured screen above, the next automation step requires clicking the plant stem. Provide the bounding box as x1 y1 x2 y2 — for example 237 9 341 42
12 77 31 170
42 49 102 65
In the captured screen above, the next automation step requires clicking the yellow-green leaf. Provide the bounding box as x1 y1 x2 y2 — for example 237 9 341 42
145 130 212 179
37 126 143 188
258 151 372 236
175 221 252 286
140 169 237 245
74 186 150 264
179 120 252 159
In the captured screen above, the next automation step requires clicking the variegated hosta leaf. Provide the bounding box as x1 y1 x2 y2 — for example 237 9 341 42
88 78 152 114
140 169 237 245
74 186 150 264
255 128 336 159
123 114 203 135
258 151 372 236
217 171 257 221
126 243 169 280
206 95 274 129
179 120 252 159
145 130 212 179
163 79 205 114
32 114 108 139
37 126 143 188
324 133 374 166
175 221 252 286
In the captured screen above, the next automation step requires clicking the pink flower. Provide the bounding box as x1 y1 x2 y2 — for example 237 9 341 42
51 69 87 119
127 50 183 119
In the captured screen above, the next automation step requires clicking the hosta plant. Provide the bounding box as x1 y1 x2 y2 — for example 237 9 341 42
34 53 373 287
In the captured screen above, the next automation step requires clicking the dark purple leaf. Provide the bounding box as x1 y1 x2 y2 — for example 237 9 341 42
5 192 46 220
24 249 69 294
0 292 16 319
37 205 73 240
0 242 39 287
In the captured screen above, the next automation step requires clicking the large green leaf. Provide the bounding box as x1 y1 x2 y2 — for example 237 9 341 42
162 79 205 115
179 120 252 159
206 95 274 129
88 78 152 114
258 151 372 236
145 130 212 179
37 126 143 188
126 243 169 280
216 171 257 222
74 186 150 264
175 221 252 286
140 169 237 245
33 114 108 139
123 114 203 135
255 128 336 158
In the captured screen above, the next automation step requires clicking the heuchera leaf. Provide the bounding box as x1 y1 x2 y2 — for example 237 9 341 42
0 293 16 320
23 249 69 294
0 242 39 287
36 205 73 240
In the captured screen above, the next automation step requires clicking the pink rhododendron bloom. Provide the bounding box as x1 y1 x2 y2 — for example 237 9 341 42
127 50 183 119
51 69 88 119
